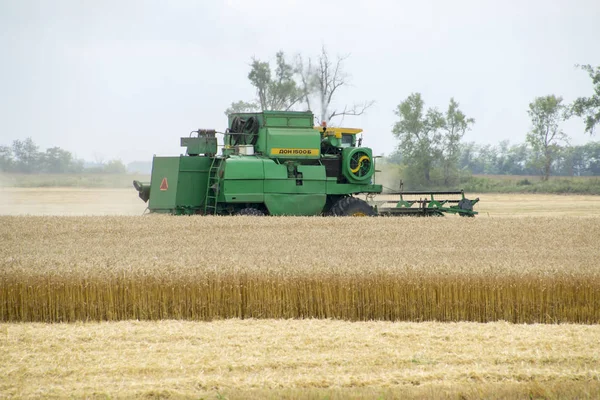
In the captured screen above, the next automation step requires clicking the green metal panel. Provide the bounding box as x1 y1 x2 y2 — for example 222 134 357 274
263 161 288 179
263 161 292 193
262 111 313 128
229 110 311 129
296 165 326 193
254 130 267 155
222 180 264 203
176 156 211 211
262 163 326 194
264 178 326 194
148 157 180 211
297 165 325 180
226 111 317 159
181 137 217 156
264 193 326 216
221 156 265 203
265 128 321 159
223 156 264 178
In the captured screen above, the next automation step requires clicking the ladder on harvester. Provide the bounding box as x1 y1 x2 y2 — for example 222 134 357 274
204 157 222 215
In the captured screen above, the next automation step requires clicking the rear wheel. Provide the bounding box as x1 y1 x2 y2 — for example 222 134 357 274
329 197 376 217
236 207 265 216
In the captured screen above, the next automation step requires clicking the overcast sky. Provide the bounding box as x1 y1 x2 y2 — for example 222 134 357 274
1 0 599 163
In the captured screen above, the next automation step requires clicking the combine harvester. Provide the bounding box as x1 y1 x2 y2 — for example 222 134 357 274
133 111 478 216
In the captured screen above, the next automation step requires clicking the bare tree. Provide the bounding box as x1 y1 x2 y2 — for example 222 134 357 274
297 47 374 125
295 55 314 112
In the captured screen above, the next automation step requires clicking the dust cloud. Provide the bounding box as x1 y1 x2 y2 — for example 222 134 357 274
374 162 403 192
0 188 147 216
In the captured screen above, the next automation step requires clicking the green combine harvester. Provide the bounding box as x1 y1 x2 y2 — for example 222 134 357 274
133 111 478 216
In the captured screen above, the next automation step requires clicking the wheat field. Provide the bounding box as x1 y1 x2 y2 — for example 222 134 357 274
2 191 600 398
1 215 599 323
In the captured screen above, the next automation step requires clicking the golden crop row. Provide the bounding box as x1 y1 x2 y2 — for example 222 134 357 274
1 216 599 323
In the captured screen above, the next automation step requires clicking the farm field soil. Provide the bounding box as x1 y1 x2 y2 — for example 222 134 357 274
0 187 146 215
1 320 599 399
472 193 600 217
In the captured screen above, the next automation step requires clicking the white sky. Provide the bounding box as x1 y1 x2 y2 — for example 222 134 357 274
1 0 599 162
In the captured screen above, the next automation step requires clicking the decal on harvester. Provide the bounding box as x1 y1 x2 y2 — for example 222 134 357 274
270 148 320 156
160 178 168 191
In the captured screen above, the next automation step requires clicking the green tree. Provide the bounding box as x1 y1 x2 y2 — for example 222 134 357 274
392 94 473 186
440 98 475 185
572 64 600 134
224 100 259 115
392 93 444 183
504 142 532 175
526 95 568 180
226 51 303 114
458 142 483 174
0 145 14 172
41 147 74 173
12 137 40 173
103 159 127 174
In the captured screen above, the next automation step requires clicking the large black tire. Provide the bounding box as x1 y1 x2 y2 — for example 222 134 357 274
236 207 265 216
329 197 376 217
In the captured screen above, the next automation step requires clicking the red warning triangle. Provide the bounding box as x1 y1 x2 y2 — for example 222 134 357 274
159 177 168 191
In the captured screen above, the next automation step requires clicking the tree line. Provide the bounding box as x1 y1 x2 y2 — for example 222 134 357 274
0 138 127 174
232 50 599 185
458 140 600 177
389 139 600 177
390 64 599 186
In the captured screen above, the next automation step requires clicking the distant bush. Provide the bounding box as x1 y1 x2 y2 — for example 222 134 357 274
462 175 600 194
1 138 128 175
0 173 150 188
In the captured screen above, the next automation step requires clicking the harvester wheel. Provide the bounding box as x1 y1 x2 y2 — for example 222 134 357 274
329 197 376 217
236 207 265 216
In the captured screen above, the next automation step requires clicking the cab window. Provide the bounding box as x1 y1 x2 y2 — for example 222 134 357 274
341 134 354 147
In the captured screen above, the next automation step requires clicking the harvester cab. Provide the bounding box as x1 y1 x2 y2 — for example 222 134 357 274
317 124 363 149
132 110 478 217
316 125 374 185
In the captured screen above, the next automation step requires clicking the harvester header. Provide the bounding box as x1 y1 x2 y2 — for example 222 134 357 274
133 110 478 217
